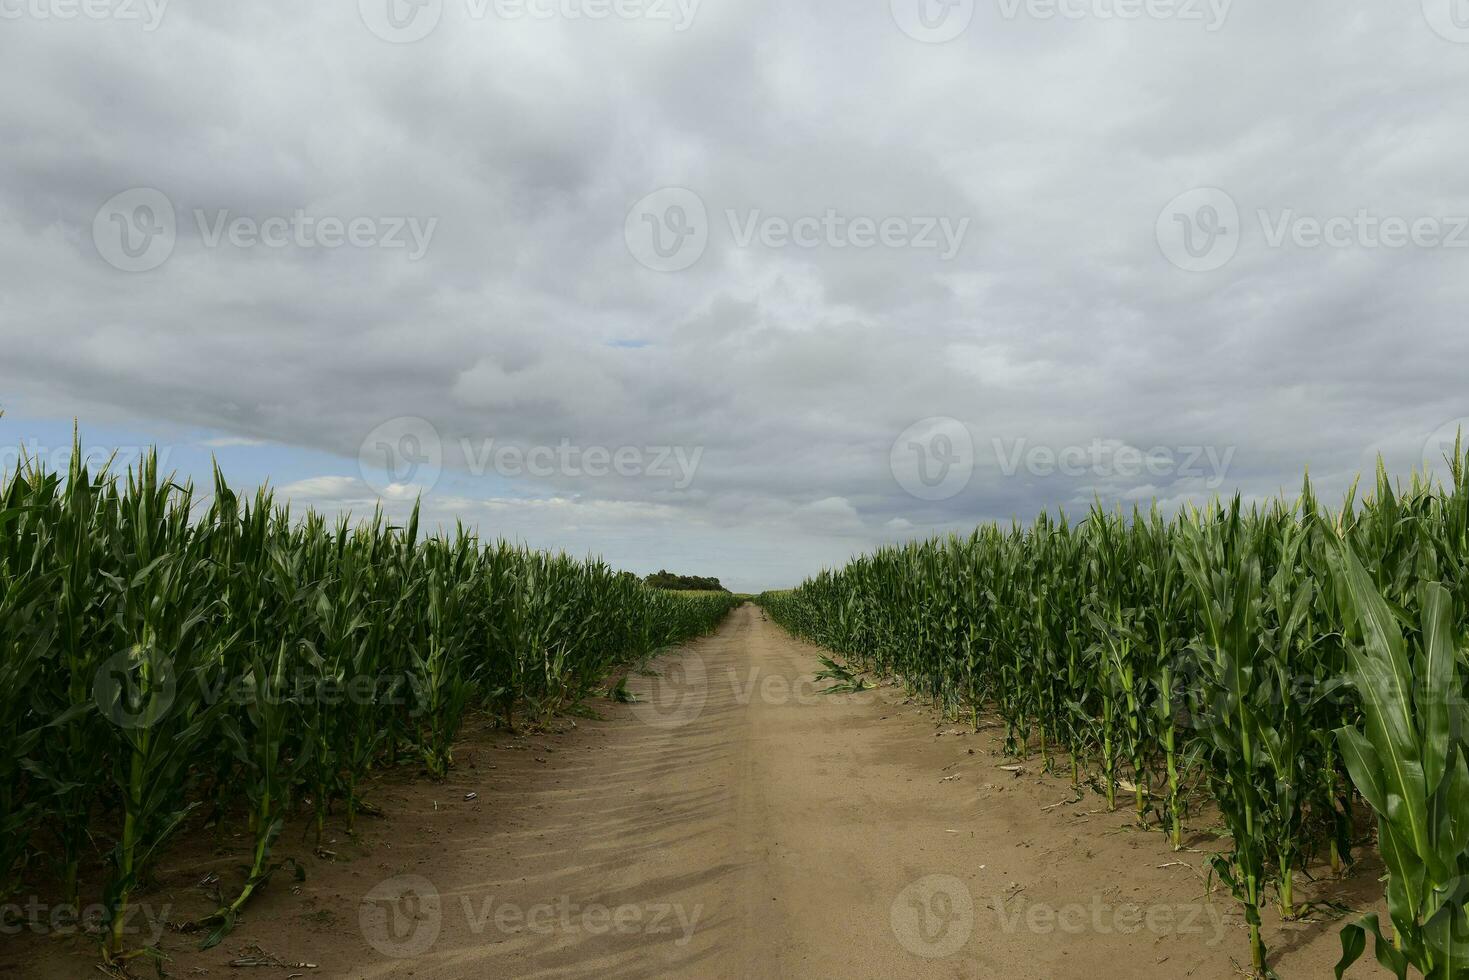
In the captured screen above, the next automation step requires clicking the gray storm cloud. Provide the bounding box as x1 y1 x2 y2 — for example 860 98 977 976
1 0 1467 590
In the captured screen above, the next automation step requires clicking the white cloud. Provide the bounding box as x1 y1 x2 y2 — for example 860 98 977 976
201 436 268 448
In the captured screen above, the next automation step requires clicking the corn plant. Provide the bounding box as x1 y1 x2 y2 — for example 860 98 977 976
1331 544 1469 979
411 529 480 779
1174 501 1273 973
198 638 306 948
36 448 117 909
98 456 229 962
0 487 52 900
1139 505 1195 849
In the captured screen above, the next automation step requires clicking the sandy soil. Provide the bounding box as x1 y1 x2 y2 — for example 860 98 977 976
10 604 1383 979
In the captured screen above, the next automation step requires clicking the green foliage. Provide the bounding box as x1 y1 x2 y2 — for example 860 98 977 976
0 434 738 961
759 441 1469 978
1331 528 1469 978
643 569 728 592
813 654 873 694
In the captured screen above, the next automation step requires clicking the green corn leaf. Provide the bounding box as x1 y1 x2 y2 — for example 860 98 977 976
1419 582 1456 797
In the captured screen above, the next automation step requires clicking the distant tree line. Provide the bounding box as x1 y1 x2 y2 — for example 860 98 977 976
644 569 728 592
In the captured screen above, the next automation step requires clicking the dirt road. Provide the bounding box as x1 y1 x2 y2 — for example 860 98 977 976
21 604 1370 979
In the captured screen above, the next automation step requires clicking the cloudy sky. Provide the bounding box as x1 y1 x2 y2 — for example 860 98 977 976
2 0 1467 591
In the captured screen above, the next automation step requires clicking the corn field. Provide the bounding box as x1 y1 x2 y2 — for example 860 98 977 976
760 443 1469 979
0 439 737 961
